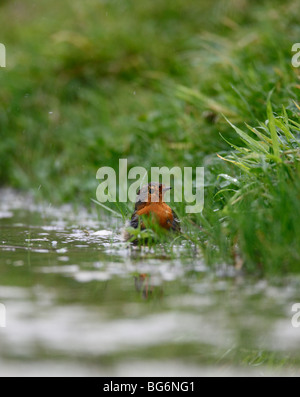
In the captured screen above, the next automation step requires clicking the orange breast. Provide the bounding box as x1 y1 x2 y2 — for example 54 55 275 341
136 203 174 229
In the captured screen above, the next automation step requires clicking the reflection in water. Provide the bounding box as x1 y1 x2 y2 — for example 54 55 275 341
134 273 164 300
135 274 151 299
0 189 300 376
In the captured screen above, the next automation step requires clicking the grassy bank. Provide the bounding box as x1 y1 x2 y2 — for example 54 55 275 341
1 0 300 272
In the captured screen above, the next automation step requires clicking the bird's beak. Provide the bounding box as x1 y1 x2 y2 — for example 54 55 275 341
163 186 172 193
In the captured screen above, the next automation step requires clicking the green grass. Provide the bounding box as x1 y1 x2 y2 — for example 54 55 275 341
194 104 300 273
1 0 300 273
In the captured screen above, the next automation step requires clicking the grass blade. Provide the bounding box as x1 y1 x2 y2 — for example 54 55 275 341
217 154 251 173
267 99 281 161
224 116 269 154
91 199 123 219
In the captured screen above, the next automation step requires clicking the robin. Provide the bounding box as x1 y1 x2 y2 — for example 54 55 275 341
125 182 181 241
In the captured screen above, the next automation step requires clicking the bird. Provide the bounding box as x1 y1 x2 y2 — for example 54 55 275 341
124 182 181 241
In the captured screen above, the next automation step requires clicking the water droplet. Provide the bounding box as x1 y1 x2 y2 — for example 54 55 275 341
94 230 113 237
56 248 68 254
13 260 24 267
58 256 69 262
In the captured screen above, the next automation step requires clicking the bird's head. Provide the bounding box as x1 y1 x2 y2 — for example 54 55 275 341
135 182 171 210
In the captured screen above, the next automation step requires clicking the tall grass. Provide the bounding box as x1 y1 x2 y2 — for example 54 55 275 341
196 103 300 273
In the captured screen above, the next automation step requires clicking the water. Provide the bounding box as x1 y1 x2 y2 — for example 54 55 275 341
0 188 300 377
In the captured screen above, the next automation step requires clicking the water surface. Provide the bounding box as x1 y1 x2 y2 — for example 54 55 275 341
0 189 300 376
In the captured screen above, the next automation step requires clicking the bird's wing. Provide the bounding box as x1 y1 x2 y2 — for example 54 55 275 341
130 212 140 229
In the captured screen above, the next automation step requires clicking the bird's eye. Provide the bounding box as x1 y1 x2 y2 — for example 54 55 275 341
149 188 155 195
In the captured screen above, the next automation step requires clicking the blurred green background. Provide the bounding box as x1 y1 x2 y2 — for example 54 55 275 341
0 0 298 199
1 0 300 272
